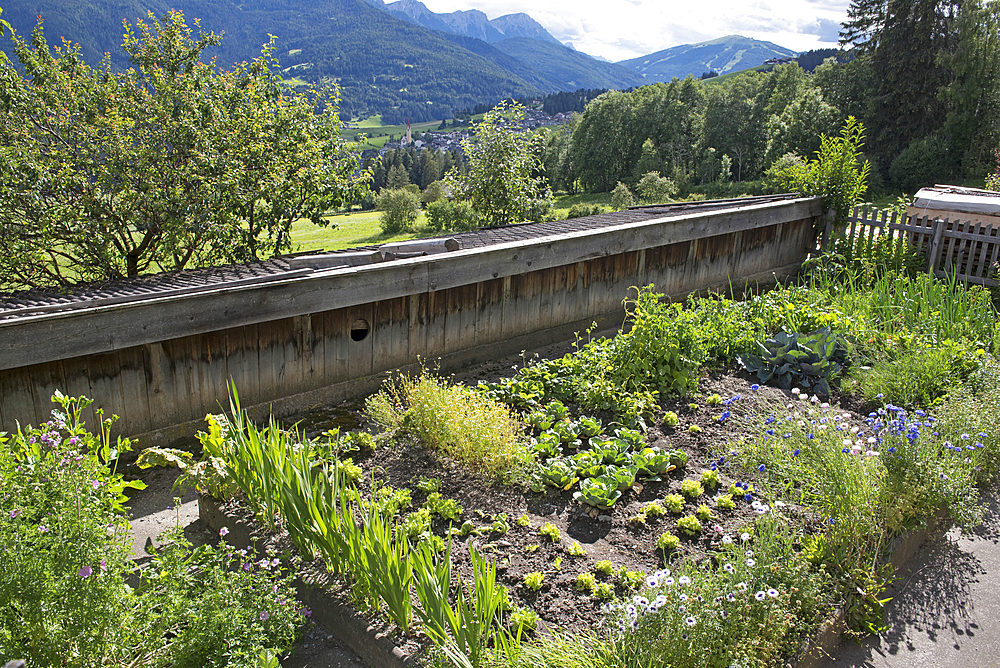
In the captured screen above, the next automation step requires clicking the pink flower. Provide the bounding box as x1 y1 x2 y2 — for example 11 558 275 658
100 558 107 572
90 480 101 490
299 607 312 618
38 525 48 533
78 566 93 578
259 610 270 621
219 527 229 537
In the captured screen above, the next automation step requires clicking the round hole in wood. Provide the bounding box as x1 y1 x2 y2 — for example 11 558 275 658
350 318 370 342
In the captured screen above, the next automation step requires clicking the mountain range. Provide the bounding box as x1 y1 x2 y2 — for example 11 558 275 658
0 0 798 123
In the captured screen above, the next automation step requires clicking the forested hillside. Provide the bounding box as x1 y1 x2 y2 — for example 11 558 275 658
1 0 642 122
618 35 796 82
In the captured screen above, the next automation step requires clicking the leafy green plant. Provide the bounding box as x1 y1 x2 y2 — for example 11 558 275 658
695 504 713 521
424 493 463 521
509 606 540 634
668 449 689 469
643 501 666 519
539 522 561 543
633 447 675 479
656 531 680 552
593 582 615 601
523 572 545 592
491 513 511 535
677 515 703 536
706 393 723 406
416 476 441 493
618 570 645 591
701 469 721 489
532 459 579 492
604 464 638 491
575 572 597 593
716 493 737 510
662 411 680 427
688 424 703 434
738 327 849 395
516 514 531 528
566 541 587 557
573 476 623 509
680 479 705 499
399 508 433 539
663 493 686 513
577 416 604 438
594 560 614 576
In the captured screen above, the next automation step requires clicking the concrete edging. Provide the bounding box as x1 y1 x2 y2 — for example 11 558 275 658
791 512 944 668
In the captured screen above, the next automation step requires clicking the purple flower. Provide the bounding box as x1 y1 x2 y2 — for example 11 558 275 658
299 607 312 618
90 480 101 490
259 610 270 621
219 527 230 537
8 509 17 519
38 525 48 533
78 566 93 578
99 558 107 572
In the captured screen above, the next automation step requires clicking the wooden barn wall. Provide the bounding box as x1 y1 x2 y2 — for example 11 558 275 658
0 214 814 440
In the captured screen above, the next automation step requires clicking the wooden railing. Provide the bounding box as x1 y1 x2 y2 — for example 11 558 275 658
822 207 1000 287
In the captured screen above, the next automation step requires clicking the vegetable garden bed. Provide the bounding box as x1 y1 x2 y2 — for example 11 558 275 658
6 241 999 668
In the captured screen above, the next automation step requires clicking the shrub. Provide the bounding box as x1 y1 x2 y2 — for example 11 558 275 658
611 181 636 210
987 148 1000 191
425 198 481 232
851 340 981 408
366 373 533 482
565 203 609 219
376 188 420 234
0 393 304 667
422 180 447 206
637 171 677 204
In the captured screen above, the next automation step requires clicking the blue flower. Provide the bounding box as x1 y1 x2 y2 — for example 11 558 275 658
807 433 815 439
782 433 792 439
842 448 849 453
793 449 801 457
766 429 775 436
888 447 897 453
751 384 760 391
744 493 753 502
758 464 766 472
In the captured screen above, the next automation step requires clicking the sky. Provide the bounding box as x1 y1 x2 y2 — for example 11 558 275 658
419 0 852 62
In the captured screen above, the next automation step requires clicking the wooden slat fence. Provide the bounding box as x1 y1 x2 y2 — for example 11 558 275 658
822 206 1000 287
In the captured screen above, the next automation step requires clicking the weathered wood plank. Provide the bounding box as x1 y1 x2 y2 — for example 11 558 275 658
0 365 40 431
29 360 67 429
320 308 351 385
475 278 505 349
347 305 374 379
226 325 261 406
90 349 132 433
60 357 97 430
373 297 410 374
407 295 428 363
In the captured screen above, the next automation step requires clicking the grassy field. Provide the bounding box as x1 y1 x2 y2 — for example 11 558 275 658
287 191 617 252
341 114 485 150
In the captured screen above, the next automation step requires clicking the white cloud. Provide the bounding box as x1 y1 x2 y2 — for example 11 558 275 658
420 0 851 60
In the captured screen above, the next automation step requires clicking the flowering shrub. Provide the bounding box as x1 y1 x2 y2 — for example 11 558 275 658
0 393 305 667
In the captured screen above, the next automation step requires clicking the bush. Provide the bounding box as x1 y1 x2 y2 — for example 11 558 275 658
611 182 636 210
366 372 533 482
565 203 609 219
426 198 481 232
637 171 677 204
422 180 447 206
766 117 870 225
0 393 304 667
376 188 420 234
888 134 958 194
987 148 1000 191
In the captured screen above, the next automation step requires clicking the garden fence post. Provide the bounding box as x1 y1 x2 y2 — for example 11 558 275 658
926 216 945 276
822 208 836 251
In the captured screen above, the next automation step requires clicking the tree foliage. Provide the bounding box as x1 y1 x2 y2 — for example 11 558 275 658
376 188 420 234
445 101 551 227
0 11 367 290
